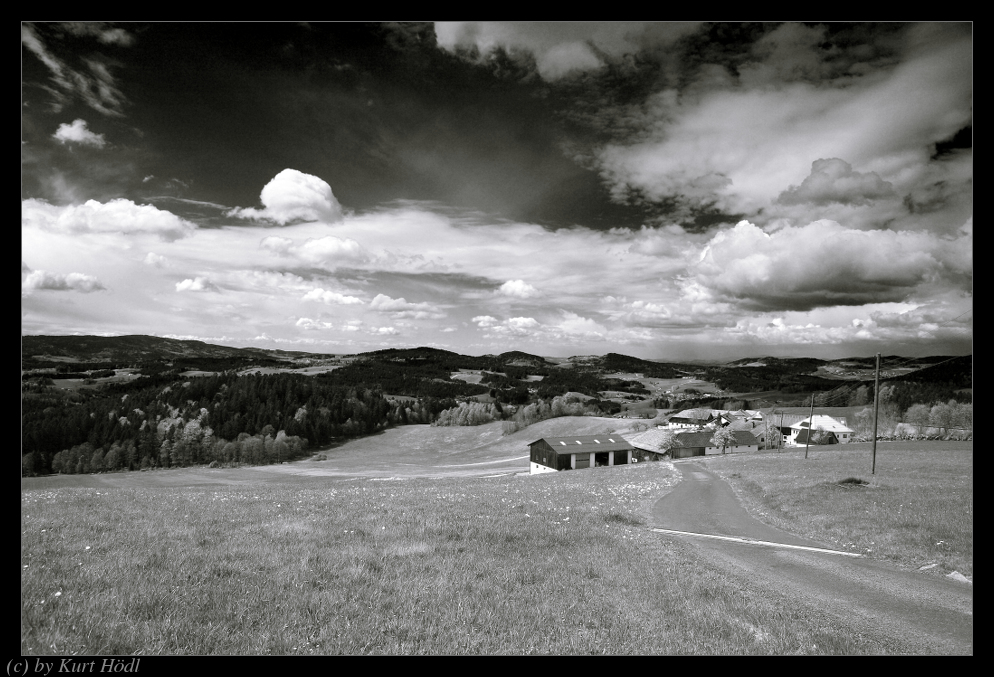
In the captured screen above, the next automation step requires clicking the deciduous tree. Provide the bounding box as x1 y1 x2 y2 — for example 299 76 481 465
710 427 737 455
904 403 931 434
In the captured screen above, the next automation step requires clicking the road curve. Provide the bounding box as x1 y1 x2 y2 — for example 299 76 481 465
652 461 973 654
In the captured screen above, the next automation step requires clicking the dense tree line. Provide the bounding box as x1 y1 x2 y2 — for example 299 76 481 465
21 372 457 476
598 353 688 378
702 365 840 394
849 399 972 439
319 357 489 398
535 368 610 398
500 395 603 435
873 380 970 413
432 401 506 427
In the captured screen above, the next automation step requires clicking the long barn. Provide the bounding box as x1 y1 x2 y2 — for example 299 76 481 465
528 435 634 475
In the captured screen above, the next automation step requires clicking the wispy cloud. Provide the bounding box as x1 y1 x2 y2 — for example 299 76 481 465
21 23 130 117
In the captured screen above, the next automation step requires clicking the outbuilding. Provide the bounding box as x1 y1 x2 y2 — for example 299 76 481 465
529 435 634 474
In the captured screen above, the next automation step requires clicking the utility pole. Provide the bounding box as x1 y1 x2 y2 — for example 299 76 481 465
804 393 814 459
871 352 880 475
778 410 784 452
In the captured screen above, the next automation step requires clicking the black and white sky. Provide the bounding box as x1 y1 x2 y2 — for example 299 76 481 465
21 22 973 360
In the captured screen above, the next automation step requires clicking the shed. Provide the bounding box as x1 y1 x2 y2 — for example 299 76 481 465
629 429 681 461
528 435 634 475
629 429 760 460
675 430 760 456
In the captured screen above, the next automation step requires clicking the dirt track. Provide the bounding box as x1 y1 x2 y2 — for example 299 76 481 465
652 462 973 654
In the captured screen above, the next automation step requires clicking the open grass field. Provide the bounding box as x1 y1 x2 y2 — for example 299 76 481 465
601 375 723 398
23 457 900 655
694 442 973 578
48 369 144 392
237 366 342 377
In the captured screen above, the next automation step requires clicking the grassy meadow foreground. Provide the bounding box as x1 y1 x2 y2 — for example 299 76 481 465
24 459 898 656
695 441 973 577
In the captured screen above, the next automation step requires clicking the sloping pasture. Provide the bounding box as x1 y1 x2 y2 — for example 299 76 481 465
23 458 900 655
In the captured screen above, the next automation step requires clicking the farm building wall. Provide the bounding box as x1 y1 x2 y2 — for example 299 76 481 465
704 443 759 455
529 437 633 474
530 440 558 474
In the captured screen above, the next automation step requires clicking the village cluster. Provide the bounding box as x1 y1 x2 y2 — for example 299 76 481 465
529 409 855 474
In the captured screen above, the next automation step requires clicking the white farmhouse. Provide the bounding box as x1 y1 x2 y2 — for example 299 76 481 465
787 415 855 445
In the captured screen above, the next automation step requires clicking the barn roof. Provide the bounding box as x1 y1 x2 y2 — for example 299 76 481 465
628 429 678 452
529 435 633 454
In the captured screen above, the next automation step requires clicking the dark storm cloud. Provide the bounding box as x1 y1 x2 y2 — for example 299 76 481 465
21 22 972 358
26 22 645 230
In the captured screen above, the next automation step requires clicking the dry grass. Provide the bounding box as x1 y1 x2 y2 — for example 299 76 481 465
695 441 973 577
21 459 896 655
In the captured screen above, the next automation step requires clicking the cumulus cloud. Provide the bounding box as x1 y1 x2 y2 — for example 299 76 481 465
295 236 367 264
594 30 972 219
684 220 972 312
143 252 167 268
295 317 334 331
776 158 896 206
53 119 106 147
302 288 364 305
472 315 541 337
497 279 539 298
471 312 624 347
227 169 344 225
22 269 106 293
555 311 607 337
260 234 368 267
370 294 445 320
507 316 540 330
22 198 197 241
259 236 294 255
176 277 219 292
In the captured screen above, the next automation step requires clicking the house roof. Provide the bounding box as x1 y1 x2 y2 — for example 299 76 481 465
789 415 854 434
678 408 716 420
529 435 633 455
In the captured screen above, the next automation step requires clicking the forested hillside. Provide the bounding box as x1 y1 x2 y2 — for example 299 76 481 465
21 372 458 476
21 335 972 477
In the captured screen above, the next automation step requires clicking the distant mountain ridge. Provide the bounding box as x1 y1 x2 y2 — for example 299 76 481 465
21 335 970 387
